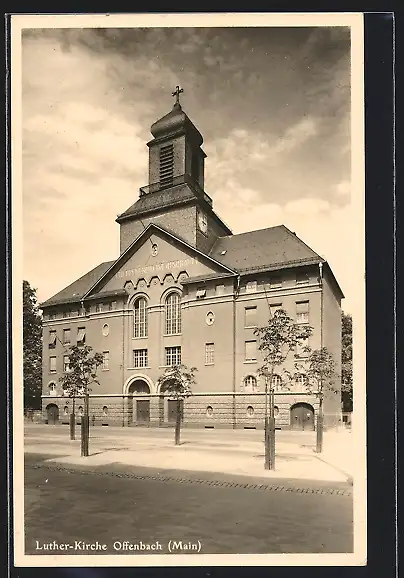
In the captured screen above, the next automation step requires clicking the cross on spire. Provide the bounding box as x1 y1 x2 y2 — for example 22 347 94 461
172 85 184 106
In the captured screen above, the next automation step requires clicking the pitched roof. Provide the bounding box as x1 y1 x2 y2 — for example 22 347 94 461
209 225 323 272
40 261 115 308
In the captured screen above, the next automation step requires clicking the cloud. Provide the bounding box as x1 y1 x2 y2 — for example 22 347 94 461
20 26 353 311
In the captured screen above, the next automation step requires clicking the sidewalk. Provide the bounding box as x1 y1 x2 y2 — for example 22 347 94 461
24 426 354 484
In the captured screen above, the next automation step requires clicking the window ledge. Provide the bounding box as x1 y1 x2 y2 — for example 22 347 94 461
132 336 148 340
244 360 257 364
101 368 110 371
127 366 151 370
205 363 214 366
163 333 182 337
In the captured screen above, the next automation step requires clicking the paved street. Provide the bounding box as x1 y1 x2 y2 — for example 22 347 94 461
24 453 353 555
21 424 354 555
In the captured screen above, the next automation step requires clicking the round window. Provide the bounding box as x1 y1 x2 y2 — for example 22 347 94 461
206 311 215 326
246 405 254 417
151 243 159 256
102 324 109 336
206 406 213 417
102 406 108 416
274 406 279 417
64 406 69 415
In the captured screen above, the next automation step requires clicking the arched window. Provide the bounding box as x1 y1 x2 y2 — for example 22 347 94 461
244 375 258 393
134 297 148 338
295 373 307 388
165 292 181 335
48 382 56 395
271 374 282 391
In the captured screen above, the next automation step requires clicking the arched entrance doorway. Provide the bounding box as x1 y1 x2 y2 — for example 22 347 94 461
46 403 59 425
128 379 151 425
290 403 315 431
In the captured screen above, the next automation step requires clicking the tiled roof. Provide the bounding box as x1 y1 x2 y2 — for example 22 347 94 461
40 261 115 308
209 225 323 271
181 271 236 285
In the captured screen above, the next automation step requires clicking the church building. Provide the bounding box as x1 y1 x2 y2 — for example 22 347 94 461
40 88 343 431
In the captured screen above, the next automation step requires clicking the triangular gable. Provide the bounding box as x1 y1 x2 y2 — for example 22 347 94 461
84 224 236 298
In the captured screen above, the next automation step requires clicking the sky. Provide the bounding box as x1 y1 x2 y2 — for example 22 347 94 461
20 22 357 312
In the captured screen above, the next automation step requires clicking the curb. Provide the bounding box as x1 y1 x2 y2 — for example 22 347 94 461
312 452 353 485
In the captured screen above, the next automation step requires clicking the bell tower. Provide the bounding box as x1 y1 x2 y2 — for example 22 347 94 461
116 88 232 254
147 86 206 191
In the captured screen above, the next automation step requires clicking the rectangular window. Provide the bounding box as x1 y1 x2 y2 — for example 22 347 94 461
296 337 310 358
246 281 257 293
63 329 71 345
205 343 215 365
165 346 181 367
108 301 117 311
244 306 257 328
215 284 225 295
63 311 68 319
96 303 103 313
270 275 282 289
270 303 283 318
63 355 70 373
133 349 148 368
102 351 109 370
49 330 57 348
296 301 310 324
159 144 174 186
296 271 310 285
77 327 86 345
196 288 207 299
49 356 57 373
245 340 257 362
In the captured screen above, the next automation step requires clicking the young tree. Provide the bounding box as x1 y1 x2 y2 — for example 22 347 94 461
295 347 339 452
59 345 103 455
156 364 197 445
23 281 42 410
254 309 313 469
341 312 353 413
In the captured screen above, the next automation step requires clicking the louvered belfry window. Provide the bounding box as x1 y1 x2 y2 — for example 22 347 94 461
159 144 174 186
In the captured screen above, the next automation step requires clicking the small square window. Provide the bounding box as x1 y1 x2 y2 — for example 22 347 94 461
165 346 181 366
196 288 207 299
215 284 225 295
133 349 148 368
246 281 257 293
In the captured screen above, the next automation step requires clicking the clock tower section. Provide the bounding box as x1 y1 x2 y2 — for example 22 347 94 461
116 88 232 254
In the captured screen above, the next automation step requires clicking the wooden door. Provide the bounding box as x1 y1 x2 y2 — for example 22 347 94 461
46 404 59 425
290 404 314 430
167 399 183 423
136 400 150 424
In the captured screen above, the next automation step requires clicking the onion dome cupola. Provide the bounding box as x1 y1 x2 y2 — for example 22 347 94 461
147 86 206 191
